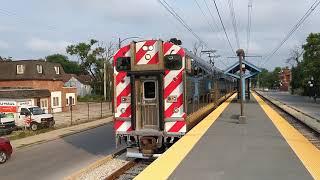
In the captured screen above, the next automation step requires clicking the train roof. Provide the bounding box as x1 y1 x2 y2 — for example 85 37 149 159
184 49 233 81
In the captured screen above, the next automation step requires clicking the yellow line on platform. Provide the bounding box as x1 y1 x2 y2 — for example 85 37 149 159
135 94 236 180
253 92 320 180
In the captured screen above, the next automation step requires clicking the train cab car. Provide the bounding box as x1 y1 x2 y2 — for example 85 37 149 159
113 39 235 158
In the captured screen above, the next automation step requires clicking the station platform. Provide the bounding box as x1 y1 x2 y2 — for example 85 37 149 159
135 93 320 180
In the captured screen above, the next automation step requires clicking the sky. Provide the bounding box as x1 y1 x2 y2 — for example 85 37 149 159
0 0 320 71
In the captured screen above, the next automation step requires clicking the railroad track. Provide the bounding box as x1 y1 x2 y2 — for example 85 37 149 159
106 159 154 180
256 92 320 149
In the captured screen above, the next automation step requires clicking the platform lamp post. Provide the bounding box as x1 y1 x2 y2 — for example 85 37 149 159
118 36 141 49
236 49 246 124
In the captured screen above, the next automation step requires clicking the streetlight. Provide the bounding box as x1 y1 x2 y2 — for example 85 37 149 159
118 36 141 49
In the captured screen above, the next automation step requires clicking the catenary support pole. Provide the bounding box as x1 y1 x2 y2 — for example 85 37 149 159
237 49 247 123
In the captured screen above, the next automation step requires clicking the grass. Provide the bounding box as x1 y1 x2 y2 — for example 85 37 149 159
77 95 105 102
5 114 113 141
7 128 55 141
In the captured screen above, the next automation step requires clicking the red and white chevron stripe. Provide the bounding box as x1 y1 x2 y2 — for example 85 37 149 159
114 45 132 132
113 41 187 134
163 42 186 120
114 120 132 132
165 121 186 133
135 40 160 65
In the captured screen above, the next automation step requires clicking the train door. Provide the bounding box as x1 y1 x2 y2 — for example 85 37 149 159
135 76 159 130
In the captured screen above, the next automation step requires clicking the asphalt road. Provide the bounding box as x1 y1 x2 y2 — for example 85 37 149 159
0 122 120 180
260 91 320 120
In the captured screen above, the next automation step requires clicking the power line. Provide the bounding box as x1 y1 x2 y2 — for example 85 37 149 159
203 0 220 33
246 0 253 54
262 0 320 66
211 0 236 55
227 0 240 49
158 0 207 46
194 0 217 34
203 0 231 49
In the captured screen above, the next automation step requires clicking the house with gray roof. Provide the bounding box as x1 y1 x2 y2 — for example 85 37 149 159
63 74 92 97
0 60 77 112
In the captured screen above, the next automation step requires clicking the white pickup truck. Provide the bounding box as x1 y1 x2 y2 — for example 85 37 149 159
0 100 54 132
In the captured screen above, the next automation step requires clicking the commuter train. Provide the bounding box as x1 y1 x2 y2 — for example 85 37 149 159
113 39 235 158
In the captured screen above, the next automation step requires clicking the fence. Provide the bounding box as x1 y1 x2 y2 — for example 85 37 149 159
51 101 112 128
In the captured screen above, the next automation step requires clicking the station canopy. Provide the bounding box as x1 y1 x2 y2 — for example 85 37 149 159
224 60 261 79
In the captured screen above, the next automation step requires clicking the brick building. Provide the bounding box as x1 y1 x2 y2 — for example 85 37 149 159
279 67 292 91
0 60 76 112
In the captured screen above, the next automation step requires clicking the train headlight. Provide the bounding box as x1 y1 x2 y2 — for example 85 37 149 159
142 46 148 51
148 46 154 51
174 107 179 113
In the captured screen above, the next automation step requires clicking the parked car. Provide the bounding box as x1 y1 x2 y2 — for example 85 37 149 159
0 137 12 164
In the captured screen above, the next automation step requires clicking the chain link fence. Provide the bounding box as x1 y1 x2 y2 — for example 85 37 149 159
51 101 112 128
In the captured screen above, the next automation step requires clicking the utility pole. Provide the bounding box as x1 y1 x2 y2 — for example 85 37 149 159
237 49 246 124
201 50 220 101
103 61 107 101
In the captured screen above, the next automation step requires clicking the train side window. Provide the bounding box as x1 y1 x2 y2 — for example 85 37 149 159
116 57 131 71
164 54 182 70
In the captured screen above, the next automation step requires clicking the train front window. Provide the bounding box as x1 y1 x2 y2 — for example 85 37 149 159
164 54 182 70
143 81 156 99
116 57 131 71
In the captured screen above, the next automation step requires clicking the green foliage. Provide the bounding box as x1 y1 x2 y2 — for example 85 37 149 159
256 67 281 89
290 33 320 95
46 54 82 75
66 39 115 96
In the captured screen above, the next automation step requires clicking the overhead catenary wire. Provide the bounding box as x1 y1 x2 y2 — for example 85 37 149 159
227 0 240 49
262 0 320 66
158 0 208 46
203 0 220 33
246 0 253 54
203 0 233 54
211 0 236 55
194 0 217 35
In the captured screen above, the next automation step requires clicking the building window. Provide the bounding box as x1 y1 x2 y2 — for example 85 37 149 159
66 97 75 106
54 66 60 74
17 65 25 74
40 99 48 108
37 65 43 74
53 97 59 106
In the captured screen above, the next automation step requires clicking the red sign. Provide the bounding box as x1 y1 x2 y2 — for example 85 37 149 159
0 106 17 113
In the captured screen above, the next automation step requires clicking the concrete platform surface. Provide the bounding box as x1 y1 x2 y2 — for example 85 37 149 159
136 93 320 180
169 95 312 180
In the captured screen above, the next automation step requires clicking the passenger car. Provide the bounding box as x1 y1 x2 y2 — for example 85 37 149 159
0 137 13 164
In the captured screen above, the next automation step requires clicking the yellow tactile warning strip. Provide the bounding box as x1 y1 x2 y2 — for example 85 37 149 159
134 94 236 180
253 92 320 180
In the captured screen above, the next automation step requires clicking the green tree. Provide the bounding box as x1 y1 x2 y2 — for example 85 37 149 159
256 67 281 89
46 54 82 75
66 39 115 96
302 33 320 95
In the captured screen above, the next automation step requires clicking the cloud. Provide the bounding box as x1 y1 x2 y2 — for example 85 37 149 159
0 41 9 49
26 38 71 53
